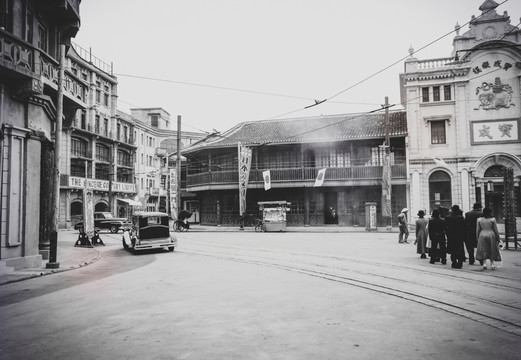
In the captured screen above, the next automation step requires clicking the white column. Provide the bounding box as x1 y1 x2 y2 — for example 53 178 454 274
461 169 469 212
411 170 421 215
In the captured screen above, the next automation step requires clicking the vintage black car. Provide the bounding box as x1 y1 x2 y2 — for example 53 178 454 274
75 212 131 234
122 212 177 253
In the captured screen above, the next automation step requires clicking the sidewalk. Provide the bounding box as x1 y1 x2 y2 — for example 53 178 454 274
0 231 103 285
1 225 519 286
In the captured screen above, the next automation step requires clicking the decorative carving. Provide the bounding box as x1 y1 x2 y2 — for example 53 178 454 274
482 25 497 39
475 77 514 110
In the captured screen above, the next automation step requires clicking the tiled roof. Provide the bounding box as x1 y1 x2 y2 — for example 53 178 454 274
184 110 407 152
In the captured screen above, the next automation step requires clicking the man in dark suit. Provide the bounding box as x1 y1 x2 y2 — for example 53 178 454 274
464 203 484 265
428 209 447 265
446 205 466 269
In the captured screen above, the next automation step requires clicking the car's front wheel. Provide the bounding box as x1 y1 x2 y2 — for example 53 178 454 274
168 247 175 252
110 225 119 234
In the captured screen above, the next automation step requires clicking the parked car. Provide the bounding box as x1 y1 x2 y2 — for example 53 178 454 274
74 212 131 234
122 212 177 253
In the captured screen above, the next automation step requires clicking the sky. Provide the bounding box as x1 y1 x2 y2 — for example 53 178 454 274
74 0 519 134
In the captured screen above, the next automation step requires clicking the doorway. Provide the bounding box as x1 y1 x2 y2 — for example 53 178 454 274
485 183 505 223
324 192 338 224
429 170 452 213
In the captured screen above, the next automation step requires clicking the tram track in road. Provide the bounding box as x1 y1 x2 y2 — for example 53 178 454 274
177 239 521 338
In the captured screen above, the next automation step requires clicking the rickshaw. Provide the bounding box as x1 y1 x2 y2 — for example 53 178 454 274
173 210 193 232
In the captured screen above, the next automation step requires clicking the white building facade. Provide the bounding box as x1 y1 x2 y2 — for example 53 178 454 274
124 108 204 214
401 0 520 223
63 44 138 228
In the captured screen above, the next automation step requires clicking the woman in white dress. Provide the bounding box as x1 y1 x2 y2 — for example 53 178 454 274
475 207 502 270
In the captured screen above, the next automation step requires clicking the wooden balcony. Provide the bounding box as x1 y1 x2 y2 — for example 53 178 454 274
186 163 407 188
1 30 87 101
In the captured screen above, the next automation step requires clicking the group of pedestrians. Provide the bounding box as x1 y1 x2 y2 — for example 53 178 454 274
400 203 502 270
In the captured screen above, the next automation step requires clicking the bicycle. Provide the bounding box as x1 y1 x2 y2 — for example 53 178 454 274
239 214 263 232
254 218 264 232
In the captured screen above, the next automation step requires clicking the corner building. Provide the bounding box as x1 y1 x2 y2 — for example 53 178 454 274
0 0 82 269
182 111 408 227
401 0 521 221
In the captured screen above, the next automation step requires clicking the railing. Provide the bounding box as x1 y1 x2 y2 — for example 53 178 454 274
186 164 407 187
0 30 87 102
417 57 454 70
71 42 113 75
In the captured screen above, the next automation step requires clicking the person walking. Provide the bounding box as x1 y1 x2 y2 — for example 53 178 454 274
445 205 466 269
465 203 483 265
398 208 409 243
476 207 502 270
428 209 447 264
415 210 429 258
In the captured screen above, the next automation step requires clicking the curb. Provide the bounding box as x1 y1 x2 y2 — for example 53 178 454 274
0 248 102 286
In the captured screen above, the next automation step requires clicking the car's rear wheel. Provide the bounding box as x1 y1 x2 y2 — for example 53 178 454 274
168 247 175 252
110 225 119 234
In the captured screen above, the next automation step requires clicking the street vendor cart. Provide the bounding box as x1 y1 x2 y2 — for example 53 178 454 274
258 201 291 232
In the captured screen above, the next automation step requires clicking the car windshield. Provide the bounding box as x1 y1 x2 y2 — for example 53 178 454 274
103 213 113 218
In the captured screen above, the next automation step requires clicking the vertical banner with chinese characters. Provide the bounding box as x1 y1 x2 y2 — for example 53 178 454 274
169 168 178 219
83 188 95 238
382 153 392 217
238 142 252 216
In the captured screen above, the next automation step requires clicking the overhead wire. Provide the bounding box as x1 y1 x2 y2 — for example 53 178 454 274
269 0 511 120
186 47 518 164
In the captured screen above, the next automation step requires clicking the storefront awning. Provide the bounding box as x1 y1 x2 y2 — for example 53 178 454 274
117 198 142 206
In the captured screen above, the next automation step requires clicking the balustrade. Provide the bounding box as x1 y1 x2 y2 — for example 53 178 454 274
417 57 454 70
0 30 87 102
186 163 406 187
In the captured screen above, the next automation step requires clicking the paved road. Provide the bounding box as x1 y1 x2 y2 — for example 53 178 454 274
1 231 520 359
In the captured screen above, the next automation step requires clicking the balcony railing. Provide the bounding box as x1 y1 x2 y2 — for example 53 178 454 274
0 29 88 102
71 42 113 75
186 164 407 187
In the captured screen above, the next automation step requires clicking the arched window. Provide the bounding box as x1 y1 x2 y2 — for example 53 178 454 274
484 165 505 178
95 202 108 212
117 149 131 167
71 201 83 227
96 144 110 162
71 137 87 157
429 170 451 214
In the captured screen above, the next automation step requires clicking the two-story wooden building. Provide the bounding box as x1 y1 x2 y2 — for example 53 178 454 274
0 0 83 269
180 111 408 227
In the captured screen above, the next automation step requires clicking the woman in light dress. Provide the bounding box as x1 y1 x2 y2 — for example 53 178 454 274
475 207 502 270
415 210 429 259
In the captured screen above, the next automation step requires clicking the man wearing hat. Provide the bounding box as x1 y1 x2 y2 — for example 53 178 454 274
397 208 409 243
446 205 466 269
465 203 484 265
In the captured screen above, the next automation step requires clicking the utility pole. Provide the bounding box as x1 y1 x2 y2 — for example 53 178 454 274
47 44 66 269
382 96 393 231
176 115 182 214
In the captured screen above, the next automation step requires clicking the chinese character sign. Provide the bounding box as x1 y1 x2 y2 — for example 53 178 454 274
471 120 519 144
83 188 95 238
238 143 252 216
170 168 178 219
382 153 392 217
